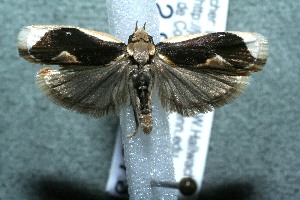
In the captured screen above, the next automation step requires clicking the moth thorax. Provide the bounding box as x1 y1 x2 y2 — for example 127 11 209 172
140 113 152 134
127 42 155 65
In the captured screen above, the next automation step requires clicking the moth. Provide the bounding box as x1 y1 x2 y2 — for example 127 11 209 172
18 22 268 137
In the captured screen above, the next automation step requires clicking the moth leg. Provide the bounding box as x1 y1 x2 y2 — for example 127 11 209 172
127 131 138 138
127 108 139 138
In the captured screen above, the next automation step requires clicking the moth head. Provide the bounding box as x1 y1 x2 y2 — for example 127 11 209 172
127 22 156 65
128 22 154 44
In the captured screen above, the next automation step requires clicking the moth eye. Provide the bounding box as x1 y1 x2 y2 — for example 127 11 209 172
143 36 149 41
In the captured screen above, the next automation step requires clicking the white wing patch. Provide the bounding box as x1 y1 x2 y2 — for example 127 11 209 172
228 32 269 61
18 26 48 51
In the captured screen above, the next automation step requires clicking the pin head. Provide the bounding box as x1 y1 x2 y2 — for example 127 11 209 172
179 177 197 196
150 177 197 196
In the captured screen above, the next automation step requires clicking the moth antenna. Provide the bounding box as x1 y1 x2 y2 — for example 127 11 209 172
135 21 138 31
143 22 146 30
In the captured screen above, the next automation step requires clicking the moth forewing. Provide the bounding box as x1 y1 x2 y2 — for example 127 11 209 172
17 26 126 66
156 32 268 75
158 32 268 64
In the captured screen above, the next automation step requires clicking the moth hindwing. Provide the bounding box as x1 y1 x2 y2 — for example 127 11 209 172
18 23 268 137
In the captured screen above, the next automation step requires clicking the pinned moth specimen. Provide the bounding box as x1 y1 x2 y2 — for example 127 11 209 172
18 22 268 137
